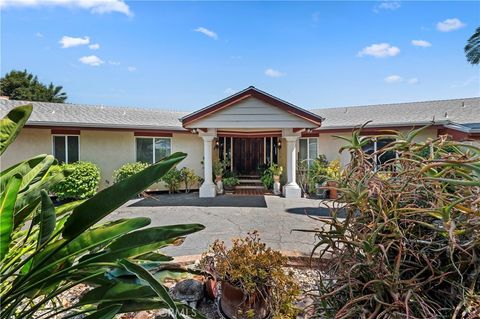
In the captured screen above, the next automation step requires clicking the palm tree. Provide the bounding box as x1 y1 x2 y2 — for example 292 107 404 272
465 26 480 65
45 83 68 103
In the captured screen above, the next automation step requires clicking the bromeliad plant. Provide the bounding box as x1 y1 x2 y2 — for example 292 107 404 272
0 105 206 319
301 126 480 318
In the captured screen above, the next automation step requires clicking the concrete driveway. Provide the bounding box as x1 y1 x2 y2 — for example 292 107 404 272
108 193 337 257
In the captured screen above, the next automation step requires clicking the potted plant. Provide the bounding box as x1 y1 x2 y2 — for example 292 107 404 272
325 159 341 199
213 160 226 182
268 164 283 183
223 176 239 193
201 232 300 319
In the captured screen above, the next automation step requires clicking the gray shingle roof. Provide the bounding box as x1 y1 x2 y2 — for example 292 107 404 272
1 97 478 131
311 97 480 130
0 100 188 131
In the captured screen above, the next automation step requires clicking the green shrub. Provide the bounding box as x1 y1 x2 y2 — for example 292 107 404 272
180 167 199 193
51 161 100 201
305 128 480 318
162 167 182 193
0 105 205 318
113 162 150 183
261 168 274 189
223 176 240 188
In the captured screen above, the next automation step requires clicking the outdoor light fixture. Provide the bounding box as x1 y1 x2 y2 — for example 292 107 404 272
191 128 198 134
277 140 282 149
306 128 312 133
214 138 219 149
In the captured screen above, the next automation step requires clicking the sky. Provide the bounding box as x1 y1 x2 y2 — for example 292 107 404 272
1 0 479 111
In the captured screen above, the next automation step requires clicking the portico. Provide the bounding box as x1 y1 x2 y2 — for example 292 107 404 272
181 86 324 198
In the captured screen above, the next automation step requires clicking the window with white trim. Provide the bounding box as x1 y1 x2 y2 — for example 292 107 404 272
52 135 79 164
299 137 318 166
135 137 171 164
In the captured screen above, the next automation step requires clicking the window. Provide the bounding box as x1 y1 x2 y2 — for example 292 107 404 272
52 135 79 164
362 138 396 170
299 137 318 166
135 137 171 164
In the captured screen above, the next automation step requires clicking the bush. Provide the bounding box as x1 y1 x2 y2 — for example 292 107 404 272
201 232 301 318
223 176 239 188
113 162 150 183
261 168 274 189
305 128 480 318
51 161 100 201
162 167 182 193
180 167 199 193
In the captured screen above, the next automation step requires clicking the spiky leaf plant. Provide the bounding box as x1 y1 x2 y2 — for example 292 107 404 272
301 126 480 318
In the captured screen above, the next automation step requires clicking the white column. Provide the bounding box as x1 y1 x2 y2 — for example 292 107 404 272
283 136 302 198
199 135 216 198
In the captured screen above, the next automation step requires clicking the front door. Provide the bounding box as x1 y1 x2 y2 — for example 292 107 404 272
233 138 264 175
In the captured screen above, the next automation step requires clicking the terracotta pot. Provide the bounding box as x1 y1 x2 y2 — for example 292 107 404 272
215 175 222 182
205 278 218 300
327 181 338 199
273 175 280 183
219 281 269 319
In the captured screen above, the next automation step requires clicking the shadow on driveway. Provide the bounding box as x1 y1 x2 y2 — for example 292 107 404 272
129 192 267 208
285 206 346 218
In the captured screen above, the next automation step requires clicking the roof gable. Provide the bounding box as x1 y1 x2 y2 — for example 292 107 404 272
181 86 323 128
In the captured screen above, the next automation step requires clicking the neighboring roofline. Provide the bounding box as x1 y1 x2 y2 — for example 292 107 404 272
181 86 324 127
444 122 480 134
311 96 480 112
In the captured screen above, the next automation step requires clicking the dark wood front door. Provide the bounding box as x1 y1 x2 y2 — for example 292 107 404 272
233 138 264 175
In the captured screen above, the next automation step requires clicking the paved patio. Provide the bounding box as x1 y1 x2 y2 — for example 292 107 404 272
108 193 339 257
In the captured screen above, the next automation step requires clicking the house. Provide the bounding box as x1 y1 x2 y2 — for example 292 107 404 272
1 86 479 198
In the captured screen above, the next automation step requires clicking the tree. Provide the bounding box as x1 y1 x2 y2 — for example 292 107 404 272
0 69 67 102
465 26 480 65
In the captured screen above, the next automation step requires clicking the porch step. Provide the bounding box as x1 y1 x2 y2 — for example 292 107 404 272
235 185 265 190
238 179 261 183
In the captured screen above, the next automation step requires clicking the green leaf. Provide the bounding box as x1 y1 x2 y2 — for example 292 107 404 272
119 259 179 318
0 174 22 260
37 190 56 248
55 199 86 217
82 304 121 319
82 224 204 263
0 154 50 194
62 152 187 240
80 283 157 304
18 155 55 192
0 104 32 155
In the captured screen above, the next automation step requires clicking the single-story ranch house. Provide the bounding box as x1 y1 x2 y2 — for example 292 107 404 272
1 86 479 197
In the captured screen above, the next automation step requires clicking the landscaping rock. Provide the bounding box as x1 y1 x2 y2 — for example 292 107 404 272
172 278 205 308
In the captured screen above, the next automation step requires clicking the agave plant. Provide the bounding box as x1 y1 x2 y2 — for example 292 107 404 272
0 105 206 318
298 125 480 318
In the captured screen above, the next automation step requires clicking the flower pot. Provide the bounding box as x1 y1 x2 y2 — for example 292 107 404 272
205 277 217 300
219 281 270 319
273 175 280 183
215 175 222 182
327 181 338 199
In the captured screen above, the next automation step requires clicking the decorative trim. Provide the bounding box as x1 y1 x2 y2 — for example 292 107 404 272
134 131 173 137
25 125 190 134
181 87 323 127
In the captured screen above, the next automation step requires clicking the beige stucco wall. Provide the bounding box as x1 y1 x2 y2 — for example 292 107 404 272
80 130 135 189
317 127 439 167
0 128 52 170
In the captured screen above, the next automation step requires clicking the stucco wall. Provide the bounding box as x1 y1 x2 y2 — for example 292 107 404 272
0 128 52 169
317 127 439 167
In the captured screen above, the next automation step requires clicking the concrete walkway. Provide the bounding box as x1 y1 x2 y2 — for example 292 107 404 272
108 193 337 257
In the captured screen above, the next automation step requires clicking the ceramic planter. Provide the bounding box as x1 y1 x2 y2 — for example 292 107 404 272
219 281 270 319
273 175 280 183
327 181 338 199
215 175 222 182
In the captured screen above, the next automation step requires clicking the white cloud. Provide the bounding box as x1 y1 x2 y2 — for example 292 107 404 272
407 78 419 84
224 88 236 94
265 68 285 78
374 1 401 13
35 32 43 37
384 75 403 83
60 36 90 48
357 43 400 58
89 43 100 50
0 0 132 16
194 27 218 40
436 18 465 32
108 61 120 65
411 40 431 47
79 55 104 66
127 66 137 72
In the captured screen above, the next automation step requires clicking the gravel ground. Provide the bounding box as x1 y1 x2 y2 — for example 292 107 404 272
50 266 322 319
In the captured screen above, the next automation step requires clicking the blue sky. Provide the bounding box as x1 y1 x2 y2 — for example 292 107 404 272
1 0 479 111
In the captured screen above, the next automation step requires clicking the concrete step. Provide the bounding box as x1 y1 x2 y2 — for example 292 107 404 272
235 185 265 190
238 179 262 183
